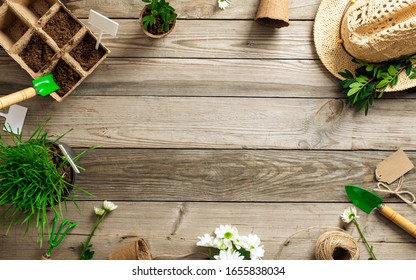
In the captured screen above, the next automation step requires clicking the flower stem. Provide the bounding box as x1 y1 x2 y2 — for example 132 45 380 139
80 211 107 259
353 218 377 260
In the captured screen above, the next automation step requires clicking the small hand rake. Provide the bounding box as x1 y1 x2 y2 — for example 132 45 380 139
41 216 77 260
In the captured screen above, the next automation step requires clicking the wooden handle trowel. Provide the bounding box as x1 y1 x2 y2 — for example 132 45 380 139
345 185 416 238
0 73 59 109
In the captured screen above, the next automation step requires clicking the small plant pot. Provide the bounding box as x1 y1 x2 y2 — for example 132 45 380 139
139 7 176 39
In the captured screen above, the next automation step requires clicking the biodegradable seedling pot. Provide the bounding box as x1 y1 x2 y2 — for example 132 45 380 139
139 5 177 39
0 0 110 102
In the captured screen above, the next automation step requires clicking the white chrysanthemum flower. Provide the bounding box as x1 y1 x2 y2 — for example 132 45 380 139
94 207 105 216
250 246 265 260
218 0 231 10
215 224 239 248
103 200 118 212
240 234 262 251
340 206 359 223
197 234 216 247
214 249 244 260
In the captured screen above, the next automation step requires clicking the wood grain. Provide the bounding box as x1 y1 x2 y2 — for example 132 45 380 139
73 149 416 203
62 0 320 20
1 202 415 260
8 96 416 150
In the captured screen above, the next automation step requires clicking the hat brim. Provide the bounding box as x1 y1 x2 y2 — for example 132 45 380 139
313 0 415 92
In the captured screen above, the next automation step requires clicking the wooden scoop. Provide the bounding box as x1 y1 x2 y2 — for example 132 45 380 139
0 73 59 109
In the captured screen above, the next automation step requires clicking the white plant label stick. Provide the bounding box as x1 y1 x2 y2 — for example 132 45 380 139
88 9 119 50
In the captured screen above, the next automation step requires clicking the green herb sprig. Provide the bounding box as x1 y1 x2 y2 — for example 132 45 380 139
141 0 177 34
339 55 416 115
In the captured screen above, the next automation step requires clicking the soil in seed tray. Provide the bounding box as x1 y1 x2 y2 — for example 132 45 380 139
19 33 55 72
51 60 81 97
30 0 52 18
44 9 81 48
70 33 105 71
5 19 28 43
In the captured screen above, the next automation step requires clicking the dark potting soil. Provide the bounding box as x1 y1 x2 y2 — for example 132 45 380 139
5 17 28 43
48 143 73 184
30 0 52 18
19 33 55 72
51 60 81 97
70 33 106 71
44 9 81 48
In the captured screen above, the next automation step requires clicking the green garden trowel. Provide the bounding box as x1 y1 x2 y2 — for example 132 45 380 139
0 73 59 109
345 185 416 238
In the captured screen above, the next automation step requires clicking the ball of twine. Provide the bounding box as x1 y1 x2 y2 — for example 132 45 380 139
315 231 359 260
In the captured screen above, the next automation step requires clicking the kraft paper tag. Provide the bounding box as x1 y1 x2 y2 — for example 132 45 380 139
375 149 414 184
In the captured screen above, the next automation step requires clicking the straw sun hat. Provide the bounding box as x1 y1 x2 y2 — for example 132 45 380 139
314 0 416 92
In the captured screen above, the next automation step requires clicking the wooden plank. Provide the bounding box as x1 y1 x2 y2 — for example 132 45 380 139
1 202 415 260
63 0 319 20
74 149 416 203
7 96 416 150
92 20 315 59
1 20 314 60
0 55 341 98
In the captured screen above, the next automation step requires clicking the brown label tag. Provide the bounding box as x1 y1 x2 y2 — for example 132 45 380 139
375 149 414 184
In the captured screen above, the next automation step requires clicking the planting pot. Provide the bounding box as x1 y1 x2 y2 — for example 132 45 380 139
139 7 176 39
51 141 77 185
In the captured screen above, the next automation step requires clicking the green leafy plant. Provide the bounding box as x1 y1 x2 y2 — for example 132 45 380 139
339 55 416 115
141 0 177 35
0 122 93 247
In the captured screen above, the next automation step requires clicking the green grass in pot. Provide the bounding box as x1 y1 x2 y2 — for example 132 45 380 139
0 123 93 247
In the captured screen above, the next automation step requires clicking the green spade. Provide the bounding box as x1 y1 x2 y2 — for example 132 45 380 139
0 73 59 109
345 185 416 238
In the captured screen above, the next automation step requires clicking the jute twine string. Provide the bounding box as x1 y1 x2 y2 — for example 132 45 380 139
374 176 416 209
315 231 359 260
274 226 359 260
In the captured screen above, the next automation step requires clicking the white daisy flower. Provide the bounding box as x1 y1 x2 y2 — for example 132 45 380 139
250 245 265 260
197 234 216 247
103 200 118 212
340 206 359 223
94 207 105 216
218 0 231 10
215 224 239 248
214 249 244 260
240 234 262 251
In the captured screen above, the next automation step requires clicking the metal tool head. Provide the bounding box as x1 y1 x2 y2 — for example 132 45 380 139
345 185 384 214
32 73 60 96
0 104 28 134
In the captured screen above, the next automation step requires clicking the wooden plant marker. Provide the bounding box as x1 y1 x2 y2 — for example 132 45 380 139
88 10 119 50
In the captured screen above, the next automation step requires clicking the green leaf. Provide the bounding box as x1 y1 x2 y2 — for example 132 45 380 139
376 79 390 89
349 82 362 88
392 75 398 86
409 73 416 79
356 76 368 83
388 65 398 76
366 64 374 71
347 87 361 97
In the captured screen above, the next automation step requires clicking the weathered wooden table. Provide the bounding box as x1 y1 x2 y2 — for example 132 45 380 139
0 0 415 260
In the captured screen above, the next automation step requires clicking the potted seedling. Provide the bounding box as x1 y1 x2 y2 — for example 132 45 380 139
0 121 93 247
139 0 178 38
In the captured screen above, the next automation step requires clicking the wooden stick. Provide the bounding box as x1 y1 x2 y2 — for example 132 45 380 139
379 204 416 238
0 87 37 109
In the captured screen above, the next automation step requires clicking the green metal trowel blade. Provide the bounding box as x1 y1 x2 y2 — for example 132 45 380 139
345 185 383 214
32 73 60 96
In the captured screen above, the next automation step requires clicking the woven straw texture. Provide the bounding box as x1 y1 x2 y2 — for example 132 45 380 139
314 0 416 92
